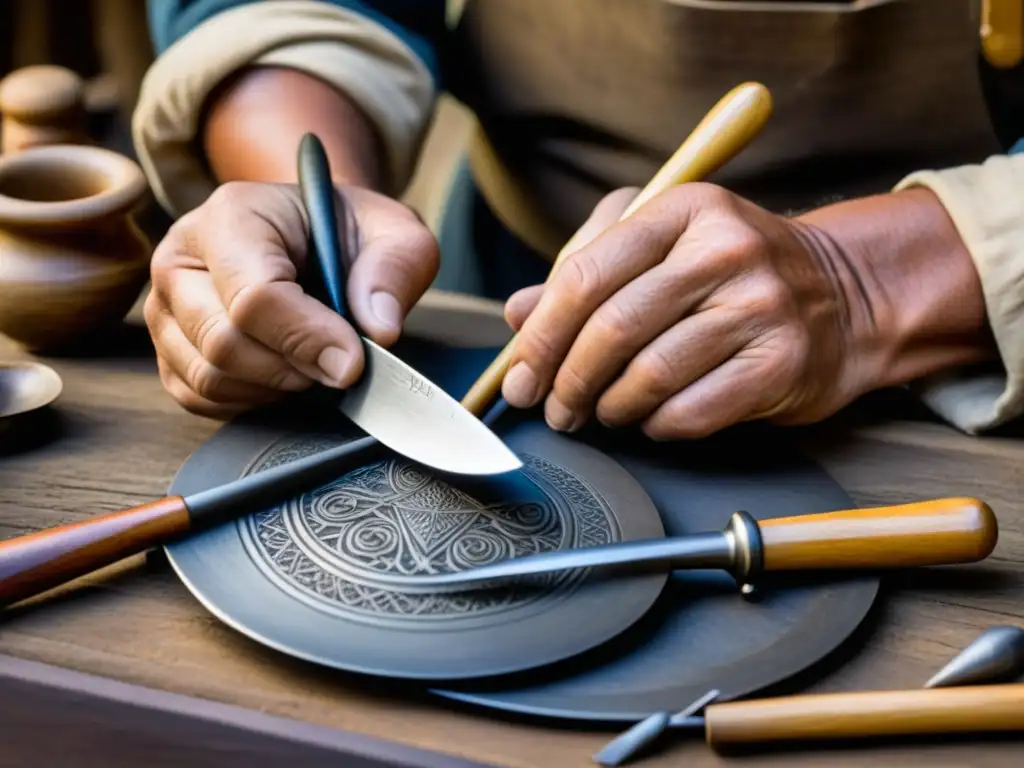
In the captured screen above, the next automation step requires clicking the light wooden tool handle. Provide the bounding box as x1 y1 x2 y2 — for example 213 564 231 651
704 683 1024 748
0 498 191 608
981 0 1024 68
459 81 773 416
758 497 997 571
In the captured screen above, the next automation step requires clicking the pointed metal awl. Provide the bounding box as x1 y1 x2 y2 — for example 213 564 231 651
593 690 720 767
925 625 1024 688
592 625 1024 766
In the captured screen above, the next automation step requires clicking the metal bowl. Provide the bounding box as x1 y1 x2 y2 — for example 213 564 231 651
0 361 62 419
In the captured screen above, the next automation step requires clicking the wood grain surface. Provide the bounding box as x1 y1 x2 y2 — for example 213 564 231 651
1 292 1023 767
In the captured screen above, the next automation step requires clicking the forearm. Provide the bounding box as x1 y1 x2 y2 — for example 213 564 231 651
797 187 998 391
202 66 384 188
133 2 437 217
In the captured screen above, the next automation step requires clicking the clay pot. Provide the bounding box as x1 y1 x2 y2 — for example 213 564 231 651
0 65 89 155
0 144 152 352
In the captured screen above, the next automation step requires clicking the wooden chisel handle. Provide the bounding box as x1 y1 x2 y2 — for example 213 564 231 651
458 81 774 416
0 497 191 607
758 497 997 571
703 683 1024 748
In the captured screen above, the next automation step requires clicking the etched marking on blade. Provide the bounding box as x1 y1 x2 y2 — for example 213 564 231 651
338 339 522 475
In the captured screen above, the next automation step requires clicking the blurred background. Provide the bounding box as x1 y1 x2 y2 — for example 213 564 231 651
0 0 473 238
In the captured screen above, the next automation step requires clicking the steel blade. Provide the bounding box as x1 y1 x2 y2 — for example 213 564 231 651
338 338 522 476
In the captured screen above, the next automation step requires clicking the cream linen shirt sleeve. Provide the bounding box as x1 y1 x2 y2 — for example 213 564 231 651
131 0 435 218
894 152 1024 434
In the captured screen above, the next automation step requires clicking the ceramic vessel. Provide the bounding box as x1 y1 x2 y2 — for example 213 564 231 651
0 65 88 154
0 144 152 351
0 361 62 419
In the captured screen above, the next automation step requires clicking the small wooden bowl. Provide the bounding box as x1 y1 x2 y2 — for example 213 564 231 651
0 361 63 419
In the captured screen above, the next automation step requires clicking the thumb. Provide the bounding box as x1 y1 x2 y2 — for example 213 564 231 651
343 188 440 347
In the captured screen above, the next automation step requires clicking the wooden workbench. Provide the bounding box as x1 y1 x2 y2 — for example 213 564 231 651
1 292 1022 767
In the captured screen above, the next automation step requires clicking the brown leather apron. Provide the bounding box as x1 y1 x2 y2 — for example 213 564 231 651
444 0 1003 258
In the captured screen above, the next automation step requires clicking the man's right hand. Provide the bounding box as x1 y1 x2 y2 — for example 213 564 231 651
144 180 439 419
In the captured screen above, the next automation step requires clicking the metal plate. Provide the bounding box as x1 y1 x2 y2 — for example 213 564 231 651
165 341 668 681
433 422 881 722
167 339 879 714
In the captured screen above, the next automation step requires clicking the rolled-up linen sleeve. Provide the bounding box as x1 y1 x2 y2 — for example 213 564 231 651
134 0 442 217
894 149 1024 434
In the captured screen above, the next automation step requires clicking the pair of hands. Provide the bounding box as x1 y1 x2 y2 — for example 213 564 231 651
146 180 870 438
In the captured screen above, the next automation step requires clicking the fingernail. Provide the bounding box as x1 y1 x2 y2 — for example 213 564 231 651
370 291 402 332
545 396 578 432
503 362 539 407
317 346 351 386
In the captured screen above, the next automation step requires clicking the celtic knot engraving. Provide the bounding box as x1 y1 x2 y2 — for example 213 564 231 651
237 435 619 624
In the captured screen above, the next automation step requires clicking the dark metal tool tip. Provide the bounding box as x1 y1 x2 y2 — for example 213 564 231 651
593 712 671 767
592 689 719 766
925 625 1024 688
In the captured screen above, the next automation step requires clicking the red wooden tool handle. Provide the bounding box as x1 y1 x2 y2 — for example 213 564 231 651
0 496 191 607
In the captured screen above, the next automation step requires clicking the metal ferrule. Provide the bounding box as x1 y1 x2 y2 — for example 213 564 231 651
722 510 764 584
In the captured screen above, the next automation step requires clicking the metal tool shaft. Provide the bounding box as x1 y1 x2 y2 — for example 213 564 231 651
184 435 383 528
371 511 763 592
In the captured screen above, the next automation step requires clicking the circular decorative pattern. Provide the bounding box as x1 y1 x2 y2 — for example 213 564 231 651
433 434 880 722
238 437 619 625
166 418 669 680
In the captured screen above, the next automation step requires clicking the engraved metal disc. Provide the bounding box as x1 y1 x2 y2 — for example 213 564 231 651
433 424 880 721
166 395 668 680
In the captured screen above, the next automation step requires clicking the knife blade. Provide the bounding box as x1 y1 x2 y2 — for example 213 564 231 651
296 133 521 476
370 497 996 592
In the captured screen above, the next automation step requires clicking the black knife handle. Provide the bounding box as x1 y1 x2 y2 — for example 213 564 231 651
297 132 353 327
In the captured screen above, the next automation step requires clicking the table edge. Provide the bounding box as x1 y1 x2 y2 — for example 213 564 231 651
0 653 499 768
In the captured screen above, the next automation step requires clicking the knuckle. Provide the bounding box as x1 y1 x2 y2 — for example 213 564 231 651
591 297 644 347
515 325 559 368
712 227 771 273
185 356 225 402
739 277 792 318
552 251 601 306
196 314 237 370
554 363 592 406
275 324 323 364
656 182 733 219
149 243 176 282
630 348 678 394
680 182 732 206
226 282 270 329
728 226 771 258
206 180 258 212
142 290 162 330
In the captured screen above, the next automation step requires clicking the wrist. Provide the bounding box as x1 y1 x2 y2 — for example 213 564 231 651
795 187 998 394
201 66 383 189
